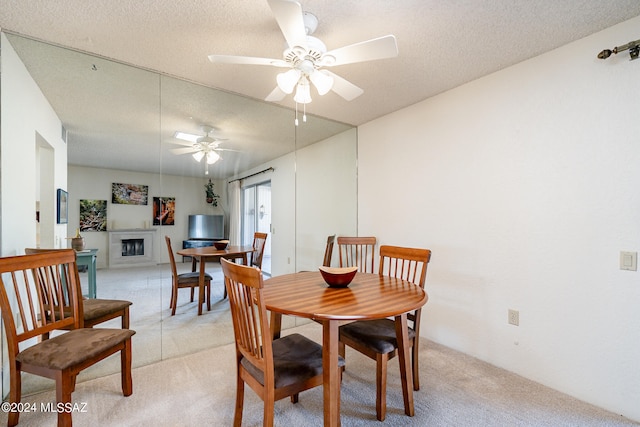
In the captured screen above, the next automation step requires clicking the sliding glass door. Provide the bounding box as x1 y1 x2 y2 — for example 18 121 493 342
242 181 271 274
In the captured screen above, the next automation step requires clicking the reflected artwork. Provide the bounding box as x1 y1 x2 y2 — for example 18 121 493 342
153 197 175 225
79 199 107 231
112 183 149 205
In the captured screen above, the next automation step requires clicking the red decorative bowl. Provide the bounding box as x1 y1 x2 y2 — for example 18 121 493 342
213 240 229 250
319 266 358 288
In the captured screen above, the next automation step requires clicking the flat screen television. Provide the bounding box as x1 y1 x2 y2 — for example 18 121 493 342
188 214 224 240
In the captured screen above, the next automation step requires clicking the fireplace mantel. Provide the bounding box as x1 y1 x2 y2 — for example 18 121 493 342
108 229 158 268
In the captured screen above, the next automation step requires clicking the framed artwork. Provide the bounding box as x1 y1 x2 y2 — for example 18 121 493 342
111 183 149 205
56 189 68 224
153 197 176 226
79 199 108 231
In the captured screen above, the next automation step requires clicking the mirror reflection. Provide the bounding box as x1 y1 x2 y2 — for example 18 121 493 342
1 31 356 395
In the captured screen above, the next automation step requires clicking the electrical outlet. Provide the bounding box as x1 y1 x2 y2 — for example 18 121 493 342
508 309 519 326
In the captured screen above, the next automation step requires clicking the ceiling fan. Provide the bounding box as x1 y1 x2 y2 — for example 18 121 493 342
208 0 398 110
170 125 233 174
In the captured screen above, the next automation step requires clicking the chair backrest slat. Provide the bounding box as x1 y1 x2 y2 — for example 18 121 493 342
337 236 377 273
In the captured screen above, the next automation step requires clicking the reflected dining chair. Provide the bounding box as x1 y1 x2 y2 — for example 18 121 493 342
221 257 341 427
25 248 132 337
337 236 377 273
249 232 268 269
165 236 212 315
0 249 135 427
323 234 336 267
339 245 431 421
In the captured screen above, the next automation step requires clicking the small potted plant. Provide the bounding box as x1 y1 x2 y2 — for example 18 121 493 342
204 179 219 206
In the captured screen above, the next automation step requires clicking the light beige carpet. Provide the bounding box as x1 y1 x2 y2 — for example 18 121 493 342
2 323 637 427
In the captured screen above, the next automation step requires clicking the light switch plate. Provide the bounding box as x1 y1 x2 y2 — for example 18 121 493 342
620 251 637 271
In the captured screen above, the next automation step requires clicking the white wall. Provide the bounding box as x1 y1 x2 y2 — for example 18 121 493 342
296 128 358 271
358 17 640 421
1 33 68 257
68 165 225 268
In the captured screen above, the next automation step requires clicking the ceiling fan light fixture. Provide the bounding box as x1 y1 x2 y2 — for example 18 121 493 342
309 69 334 95
192 151 205 162
294 77 312 104
206 151 220 164
276 69 301 94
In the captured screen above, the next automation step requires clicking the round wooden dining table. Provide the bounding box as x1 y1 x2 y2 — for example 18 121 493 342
263 271 428 427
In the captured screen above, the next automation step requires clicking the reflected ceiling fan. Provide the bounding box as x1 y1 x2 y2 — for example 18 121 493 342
208 0 398 123
170 125 234 175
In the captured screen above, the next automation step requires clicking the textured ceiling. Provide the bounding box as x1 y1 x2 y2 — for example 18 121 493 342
2 1 640 177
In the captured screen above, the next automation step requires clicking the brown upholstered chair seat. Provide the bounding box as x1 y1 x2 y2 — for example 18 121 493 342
177 271 213 283
339 319 416 354
17 328 135 371
45 299 132 323
241 333 345 389
82 299 132 323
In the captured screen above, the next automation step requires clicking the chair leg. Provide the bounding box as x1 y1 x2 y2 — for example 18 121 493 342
338 341 346 372
170 285 178 316
7 367 22 427
290 393 299 403
190 286 195 302
169 282 178 316
121 339 133 396
122 307 130 329
264 390 275 427
412 344 420 391
376 353 389 421
169 282 176 310
233 375 245 427
55 371 74 427
206 281 211 311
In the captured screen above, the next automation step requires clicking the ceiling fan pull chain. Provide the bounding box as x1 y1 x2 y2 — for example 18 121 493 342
295 102 299 126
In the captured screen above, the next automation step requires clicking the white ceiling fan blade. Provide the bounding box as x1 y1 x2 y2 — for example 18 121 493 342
265 86 287 102
267 0 307 49
170 139 197 147
170 147 198 155
324 71 364 101
322 35 398 67
208 54 288 67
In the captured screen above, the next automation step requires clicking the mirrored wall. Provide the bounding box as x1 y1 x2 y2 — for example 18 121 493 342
1 31 357 394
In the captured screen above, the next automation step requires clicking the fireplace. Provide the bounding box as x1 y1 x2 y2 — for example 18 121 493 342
122 238 144 256
108 229 157 268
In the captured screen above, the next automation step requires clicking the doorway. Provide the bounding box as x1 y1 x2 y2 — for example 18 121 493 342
241 181 271 275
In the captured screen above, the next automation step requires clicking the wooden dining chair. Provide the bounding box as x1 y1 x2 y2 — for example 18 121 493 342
250 232 268 269
0 249 135 427
165 236 212 315
221 257 341 427
339 245 431 421
323 234 336 267
337 236 377 273
25 248 132 337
